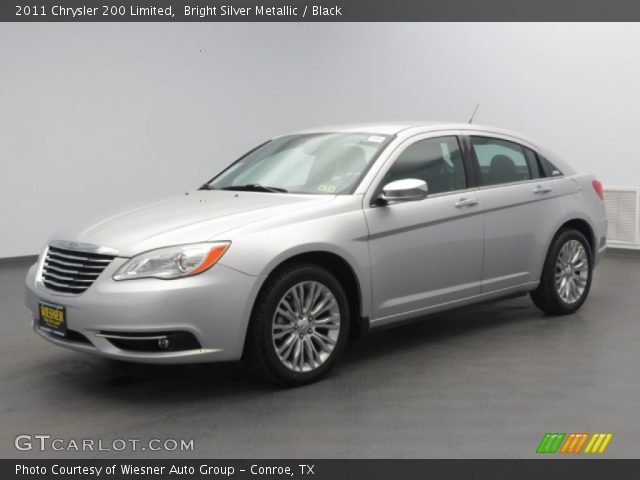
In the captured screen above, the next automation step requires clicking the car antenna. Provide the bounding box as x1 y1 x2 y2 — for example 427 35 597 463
468 103 480 124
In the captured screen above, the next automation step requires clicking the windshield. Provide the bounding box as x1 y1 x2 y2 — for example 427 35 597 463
205 132 392 194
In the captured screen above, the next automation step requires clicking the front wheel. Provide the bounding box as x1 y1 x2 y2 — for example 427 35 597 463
245 263 350 386
530 229 593 315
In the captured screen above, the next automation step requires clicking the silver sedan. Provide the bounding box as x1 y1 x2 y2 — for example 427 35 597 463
25 123 608 385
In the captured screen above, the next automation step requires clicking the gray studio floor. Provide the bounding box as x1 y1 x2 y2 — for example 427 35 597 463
1 253 638 458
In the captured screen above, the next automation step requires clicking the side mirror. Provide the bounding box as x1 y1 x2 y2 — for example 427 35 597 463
379 179 429 204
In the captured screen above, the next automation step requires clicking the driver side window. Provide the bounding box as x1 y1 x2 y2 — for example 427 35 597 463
385 136 467 196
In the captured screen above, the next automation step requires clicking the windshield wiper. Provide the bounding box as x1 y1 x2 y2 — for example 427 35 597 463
219 184 288 193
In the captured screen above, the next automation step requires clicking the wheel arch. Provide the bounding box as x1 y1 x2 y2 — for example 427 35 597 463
247 250 368 348
533 216 597 284
556 218 596 255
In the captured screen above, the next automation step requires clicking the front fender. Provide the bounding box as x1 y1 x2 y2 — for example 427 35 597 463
218 210 372 319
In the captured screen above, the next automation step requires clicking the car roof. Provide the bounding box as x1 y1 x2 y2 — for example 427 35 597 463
293 122 534 143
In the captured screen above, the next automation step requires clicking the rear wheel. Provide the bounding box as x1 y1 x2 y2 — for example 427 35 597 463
530 229 593 315
245 263 350 386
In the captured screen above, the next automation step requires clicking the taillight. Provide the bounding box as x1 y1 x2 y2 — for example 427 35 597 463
592 179 604 201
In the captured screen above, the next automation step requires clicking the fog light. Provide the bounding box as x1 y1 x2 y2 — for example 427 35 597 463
158 337 170 350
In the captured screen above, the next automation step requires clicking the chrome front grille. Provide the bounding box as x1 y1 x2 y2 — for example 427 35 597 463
41 245 115 294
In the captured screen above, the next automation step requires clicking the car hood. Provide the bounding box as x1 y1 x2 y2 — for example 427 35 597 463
51 191 336 257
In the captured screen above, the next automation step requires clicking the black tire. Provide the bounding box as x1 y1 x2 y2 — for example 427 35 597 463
530 228 593 315
245 263 350 387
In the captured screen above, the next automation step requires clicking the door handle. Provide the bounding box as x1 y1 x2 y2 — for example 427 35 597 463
533 185 552 194
455 197 480 208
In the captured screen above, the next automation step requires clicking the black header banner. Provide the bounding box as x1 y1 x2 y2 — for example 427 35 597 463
4 459 640 480
5 0 640 22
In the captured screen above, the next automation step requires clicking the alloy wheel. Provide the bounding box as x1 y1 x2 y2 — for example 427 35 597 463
272 281 341 372
554 239 589 304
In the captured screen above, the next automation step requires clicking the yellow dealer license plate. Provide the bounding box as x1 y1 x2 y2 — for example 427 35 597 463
39 302 67 336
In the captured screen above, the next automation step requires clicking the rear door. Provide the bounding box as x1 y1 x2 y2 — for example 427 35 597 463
364 133 485 325
465 134 563 292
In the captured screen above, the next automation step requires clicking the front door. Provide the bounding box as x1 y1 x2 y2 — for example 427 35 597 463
364 134 485 325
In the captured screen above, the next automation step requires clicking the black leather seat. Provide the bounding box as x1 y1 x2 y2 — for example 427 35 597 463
485 154 518 185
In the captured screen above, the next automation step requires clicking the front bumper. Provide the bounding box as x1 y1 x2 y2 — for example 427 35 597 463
25 258 264 364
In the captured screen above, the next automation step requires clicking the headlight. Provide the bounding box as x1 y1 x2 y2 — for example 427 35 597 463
113 242 230 281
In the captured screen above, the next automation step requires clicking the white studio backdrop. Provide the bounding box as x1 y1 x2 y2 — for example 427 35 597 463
1 23 639 257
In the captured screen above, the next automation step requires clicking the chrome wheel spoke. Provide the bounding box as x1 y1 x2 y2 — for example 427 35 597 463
291 286 303 314
273 327 294 340
276 308 296 323
313 331 336 346
567 279 575 299
302 338 315 368
303 282 316 313
272 280 341 372
277 333 296 355
573 275 587 287
311 334 330 353
307 338 322 367
316 323 340 331
282 341 296 361
313 312 339 325
572 261 586 270
277 298 297 321
311 292 335 316
279 334 295 354
292 339 303 369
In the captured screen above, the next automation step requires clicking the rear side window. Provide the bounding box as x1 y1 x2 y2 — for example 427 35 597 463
384 136 467 195
539 155 563 177
471 136 541 186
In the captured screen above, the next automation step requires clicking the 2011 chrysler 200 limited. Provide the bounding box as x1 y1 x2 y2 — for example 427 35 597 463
25 123 607 385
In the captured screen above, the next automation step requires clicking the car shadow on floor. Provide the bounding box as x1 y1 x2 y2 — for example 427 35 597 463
347 295 541 363
53 295 546 402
